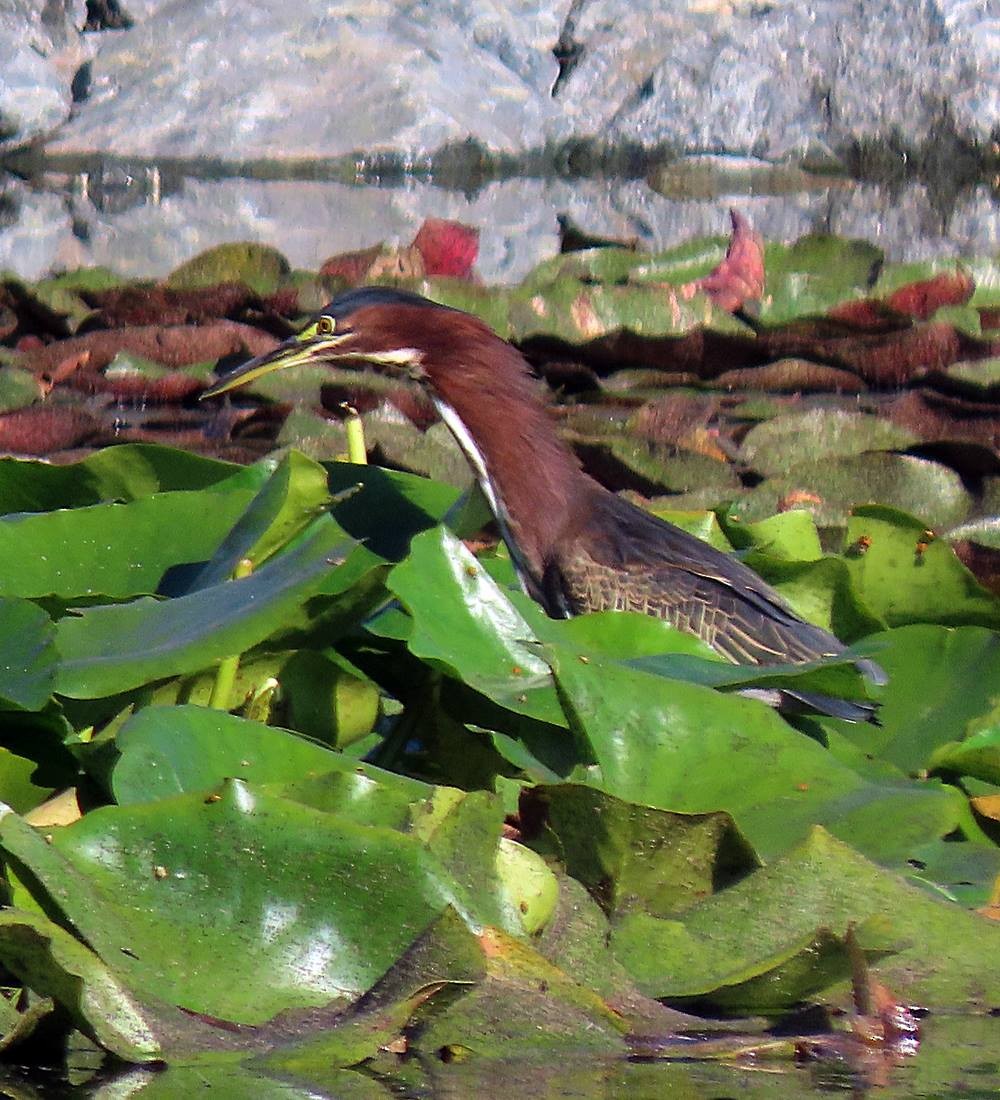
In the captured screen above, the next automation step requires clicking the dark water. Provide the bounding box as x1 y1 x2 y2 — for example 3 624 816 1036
0 1014 996 1097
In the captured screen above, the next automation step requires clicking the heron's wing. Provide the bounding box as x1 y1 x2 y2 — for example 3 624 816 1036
548 490 881 678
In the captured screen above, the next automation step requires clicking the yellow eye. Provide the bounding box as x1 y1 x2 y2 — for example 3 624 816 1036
316 315 335 335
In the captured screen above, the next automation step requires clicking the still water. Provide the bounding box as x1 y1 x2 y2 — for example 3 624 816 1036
1 155 997 284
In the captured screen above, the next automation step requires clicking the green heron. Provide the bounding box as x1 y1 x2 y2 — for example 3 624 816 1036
203 287 884 719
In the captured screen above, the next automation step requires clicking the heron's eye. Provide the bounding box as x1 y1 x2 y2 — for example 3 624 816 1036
316 315 335 335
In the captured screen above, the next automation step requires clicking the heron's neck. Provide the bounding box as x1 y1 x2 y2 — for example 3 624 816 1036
427 341 587 590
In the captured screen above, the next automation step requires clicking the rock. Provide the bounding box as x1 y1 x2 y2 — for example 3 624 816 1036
557 1 843 162
832 0 1000 149
0 0 88 150
5 0 998 165
555 0 999 159
45 0 571 160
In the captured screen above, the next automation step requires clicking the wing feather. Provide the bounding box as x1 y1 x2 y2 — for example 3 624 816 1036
548 490 859 670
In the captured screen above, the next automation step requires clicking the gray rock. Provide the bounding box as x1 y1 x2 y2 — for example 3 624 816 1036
6 0 997 165
0 0 88 149
832 0 1000 147
556 1 848 160
46 0 570 161
556 0 999 159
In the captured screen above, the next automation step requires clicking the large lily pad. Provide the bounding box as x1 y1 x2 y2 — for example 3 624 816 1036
54 514 355 698
0 485 258 600
740 409 917 476
109 704 418 806
386 527 565 727
831 625 1000 774
507 281 748 344
843 506 1000 628
0 784 489 1024
547 644 962 868
739 453 972 529
612 827 1000 1010
0 444 255 514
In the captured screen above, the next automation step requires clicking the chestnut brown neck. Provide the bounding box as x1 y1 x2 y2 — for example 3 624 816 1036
421 326 588 591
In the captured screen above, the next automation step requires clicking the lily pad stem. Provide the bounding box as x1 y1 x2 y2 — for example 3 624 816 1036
209 558 254 710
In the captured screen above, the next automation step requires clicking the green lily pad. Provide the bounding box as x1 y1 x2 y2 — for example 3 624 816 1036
170 450 332 593
906 835 1000 907
387 527 565 727
943 355 1000 390
647 507 734 551
0 484 258 600
414 279 514 340
0 907 194 1062
110 704 418 806
36 267 123 294
507 281 748 344
54 514 355 698
0 782 492 1024
831 625 1000 774
0 367 41 413
547 645 962 867
103 350 214 382
759 235 883 324
612 827 1000 1010
843 506 1000 628
740 409 917 476
721 508 824 562
0 598 56 710
929 717 1000 786
360 416 473 489
324 462 463 561
166 242 290 295
276 406 349 461
743 453 972 529
412 925 627 1057
257 907 486 1075
4 277 96 334
522 784 758 919
577 436 740 496
0 444 254 514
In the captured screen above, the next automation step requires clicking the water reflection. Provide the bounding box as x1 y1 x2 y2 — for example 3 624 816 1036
0 160 997 284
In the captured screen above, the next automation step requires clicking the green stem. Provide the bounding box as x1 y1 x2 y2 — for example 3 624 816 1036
343 404 368 465
208 558 253 710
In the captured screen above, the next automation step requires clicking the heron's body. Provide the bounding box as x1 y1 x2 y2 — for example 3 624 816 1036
203 286 883 717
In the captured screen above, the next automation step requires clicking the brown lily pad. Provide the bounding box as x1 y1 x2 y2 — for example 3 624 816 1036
18 324 278 376
0 406 104 454
758 320 962 387
885 268 975 321
86 283 260 328
883 390 1000 451
710 358 868 393
319 244 386 284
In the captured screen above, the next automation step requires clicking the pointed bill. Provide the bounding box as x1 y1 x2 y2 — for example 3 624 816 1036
200 322 353 399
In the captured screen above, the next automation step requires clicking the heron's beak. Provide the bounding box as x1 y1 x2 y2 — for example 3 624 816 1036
200 325 354 399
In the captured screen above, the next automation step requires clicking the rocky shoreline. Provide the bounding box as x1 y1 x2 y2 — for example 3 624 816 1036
3 0 997 170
